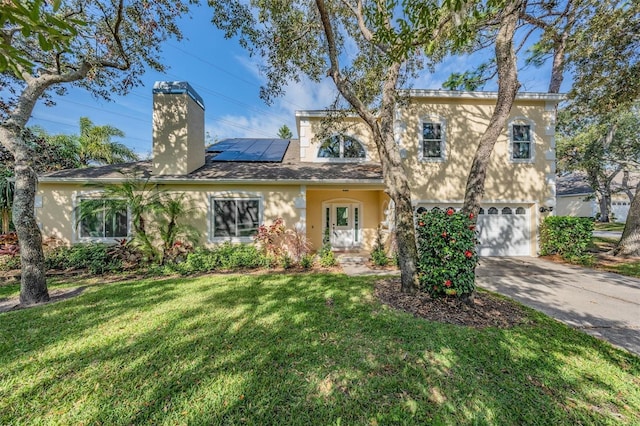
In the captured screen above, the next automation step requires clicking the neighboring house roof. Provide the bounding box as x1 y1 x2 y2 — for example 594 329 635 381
557 171 640 197
556 172 593 197
39 139 384 185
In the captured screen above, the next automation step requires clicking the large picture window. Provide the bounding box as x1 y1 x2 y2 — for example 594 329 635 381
212 198 260 238
77 199 128 239
317 135 366 160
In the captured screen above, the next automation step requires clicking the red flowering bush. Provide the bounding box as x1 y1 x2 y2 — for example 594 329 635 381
254 218 312 267
416 208 478 298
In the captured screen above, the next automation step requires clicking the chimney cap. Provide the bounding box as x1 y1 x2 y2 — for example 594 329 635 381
153 81 204 110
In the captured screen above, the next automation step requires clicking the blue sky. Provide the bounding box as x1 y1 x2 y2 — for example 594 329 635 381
29 4 561 158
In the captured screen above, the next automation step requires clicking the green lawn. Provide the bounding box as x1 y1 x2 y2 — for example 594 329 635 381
1 273 639 425
593 222 626 232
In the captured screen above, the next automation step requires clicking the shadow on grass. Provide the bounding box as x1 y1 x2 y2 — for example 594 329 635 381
0 272 639 424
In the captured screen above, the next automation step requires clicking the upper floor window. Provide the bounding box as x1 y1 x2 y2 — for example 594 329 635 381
317 135 366 160
212 197 260 239
420 119 445 161
510 119 534 162
77 198 128 240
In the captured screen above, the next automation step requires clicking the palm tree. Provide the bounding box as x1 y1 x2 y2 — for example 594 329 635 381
32 119 139 167
76 117 139 166
0 168 14 234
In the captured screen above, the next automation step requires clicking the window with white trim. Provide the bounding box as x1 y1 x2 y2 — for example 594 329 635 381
510 121 534 161
317 135 365 159
77 199 128 239
420 120 445 161
212 198 260 238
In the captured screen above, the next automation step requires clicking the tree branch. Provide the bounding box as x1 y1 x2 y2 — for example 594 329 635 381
340 0 389 54
95 0 130 71
315 0 377 125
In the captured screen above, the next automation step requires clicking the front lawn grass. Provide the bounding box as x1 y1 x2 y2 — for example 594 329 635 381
587 237 640 278
1 273 639 425
594 222 626 232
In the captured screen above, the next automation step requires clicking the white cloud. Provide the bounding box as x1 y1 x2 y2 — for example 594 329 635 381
208 54 340 140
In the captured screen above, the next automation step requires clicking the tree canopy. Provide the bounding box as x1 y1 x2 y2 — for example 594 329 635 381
557 105 640 221
0 0 78 76
1 0 192 305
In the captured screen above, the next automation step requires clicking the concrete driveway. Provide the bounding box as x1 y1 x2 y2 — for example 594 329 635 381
476 257 640 356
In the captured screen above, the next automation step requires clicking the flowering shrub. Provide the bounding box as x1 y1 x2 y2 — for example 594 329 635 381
254 218 312 267
416 208 478 298
254 218 287 260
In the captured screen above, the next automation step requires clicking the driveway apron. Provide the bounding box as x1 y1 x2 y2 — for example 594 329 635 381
476 257 640 356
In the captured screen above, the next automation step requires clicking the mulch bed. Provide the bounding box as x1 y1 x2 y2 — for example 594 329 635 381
375 278 528 328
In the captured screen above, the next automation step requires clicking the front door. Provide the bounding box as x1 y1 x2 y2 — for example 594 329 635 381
332 204 352 248
324 202 361 249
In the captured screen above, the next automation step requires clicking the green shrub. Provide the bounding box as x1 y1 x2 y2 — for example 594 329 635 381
319 249 337 267
540 216 594 264
370 226 389 267
177 243 266 274
318 227 337 267
371 248 389 267
0 255 21 271
416 208 478 298
45 243 122 275
281 254 293 269
300 253 315 269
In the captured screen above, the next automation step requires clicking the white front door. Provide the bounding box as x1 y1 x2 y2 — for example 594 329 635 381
323 202 362 249
332 204 352 248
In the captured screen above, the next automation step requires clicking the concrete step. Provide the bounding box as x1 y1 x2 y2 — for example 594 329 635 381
336 255 368 265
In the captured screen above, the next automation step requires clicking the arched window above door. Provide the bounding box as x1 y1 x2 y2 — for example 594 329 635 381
317 135 366 160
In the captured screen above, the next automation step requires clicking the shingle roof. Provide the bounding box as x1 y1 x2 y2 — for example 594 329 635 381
556 172 593 196
39 140 384 184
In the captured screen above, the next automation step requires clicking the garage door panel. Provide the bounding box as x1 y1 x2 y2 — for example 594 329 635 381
477 215 530 256
417 204 532 257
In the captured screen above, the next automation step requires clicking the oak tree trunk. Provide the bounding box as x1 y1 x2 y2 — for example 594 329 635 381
613 184 640 257
598 191 611 223
315 0 418 292
462 1 521 215
377 125 418 294
0 125 49 305
14 162 48 305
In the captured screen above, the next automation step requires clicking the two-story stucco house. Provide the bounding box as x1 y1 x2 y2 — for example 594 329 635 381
36 81 563 257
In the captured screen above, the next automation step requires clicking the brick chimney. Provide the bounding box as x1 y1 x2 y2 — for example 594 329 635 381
152 81 205 176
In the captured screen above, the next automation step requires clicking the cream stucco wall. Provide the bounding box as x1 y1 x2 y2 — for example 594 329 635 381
398 98 555 205
297 116 381 163
556 195 595 218
36 182 302 247
298 94 558 256
299 96 556 206
152 92 205 176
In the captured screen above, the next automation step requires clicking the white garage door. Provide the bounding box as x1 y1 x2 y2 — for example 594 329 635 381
477 206 531 256
611 201 630 223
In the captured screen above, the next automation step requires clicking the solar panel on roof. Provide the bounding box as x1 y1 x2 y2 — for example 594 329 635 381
262 140 290 161
208 138 289 162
